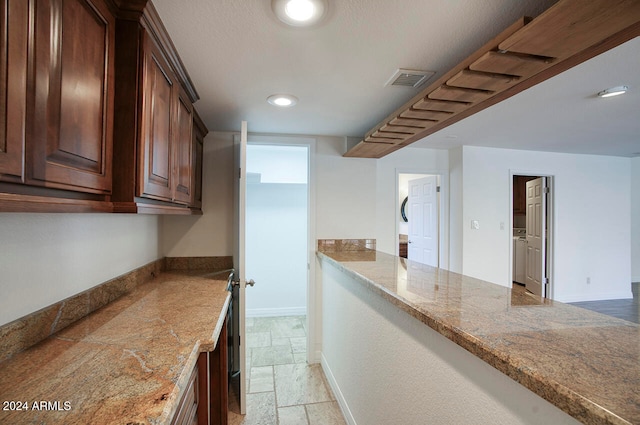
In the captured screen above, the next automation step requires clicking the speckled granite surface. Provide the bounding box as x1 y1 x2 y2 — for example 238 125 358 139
318 250 640 425
0 270 231 425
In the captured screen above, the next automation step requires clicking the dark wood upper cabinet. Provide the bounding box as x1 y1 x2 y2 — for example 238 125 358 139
28 0 114 194
173 87 194 205
0 0 208 213
138 32 175 202
191 110 206 211
113 2 207 214
0 0 28 183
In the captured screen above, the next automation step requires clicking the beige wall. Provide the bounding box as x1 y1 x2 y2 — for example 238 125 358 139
162 131 235 257
0 214 160 326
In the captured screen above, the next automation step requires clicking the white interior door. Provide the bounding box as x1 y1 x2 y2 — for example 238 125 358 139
407 176 439 267
525 177 546 296
233 121 248 414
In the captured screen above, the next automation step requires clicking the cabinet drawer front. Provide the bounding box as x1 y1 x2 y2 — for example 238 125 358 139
0 0 28 182
171 363 198 425
28 0 114 194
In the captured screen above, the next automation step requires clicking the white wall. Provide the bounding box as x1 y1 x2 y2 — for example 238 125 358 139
320 259 581 425
375 147 449 263
162 131 235 256
0 214 160 326
632 157 640 283
457 146 632 302
315 136 377 239
449 147 464 273
246 183 307 316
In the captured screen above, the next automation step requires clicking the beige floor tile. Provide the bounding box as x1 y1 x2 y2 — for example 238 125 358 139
251 345 294 367
246 331 272 348
270 318 306 339
271 337 291 347
293 353 307 364
230 316 343 425
274 363 334 407
246 317 255 329
277 405 309 425
250 317 279 332
306 401 346 425
290 337 306 353
228 392 277 425
250 366 274 393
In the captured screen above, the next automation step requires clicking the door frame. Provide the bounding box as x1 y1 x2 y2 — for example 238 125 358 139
244 134 318 363
396 169 449 270
509 170 555 299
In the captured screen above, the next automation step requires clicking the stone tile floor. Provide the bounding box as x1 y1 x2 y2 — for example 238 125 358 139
228 316 346 425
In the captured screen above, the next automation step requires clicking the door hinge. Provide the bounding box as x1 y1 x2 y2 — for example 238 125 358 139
436 186 441 193
239 167 242 179
544 277 549 284
543 187 550 194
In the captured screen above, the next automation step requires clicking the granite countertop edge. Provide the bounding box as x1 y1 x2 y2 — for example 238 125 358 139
0 270 232 425
317 251 634 425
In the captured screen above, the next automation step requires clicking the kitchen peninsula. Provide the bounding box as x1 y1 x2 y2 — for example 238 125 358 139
318 240 639 425
0 262 231 425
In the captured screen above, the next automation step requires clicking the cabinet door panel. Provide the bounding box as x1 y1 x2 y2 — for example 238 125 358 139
139 35 174 201
191 111 206 210
28 0 113 193
0 0 28 182
173 90 193 204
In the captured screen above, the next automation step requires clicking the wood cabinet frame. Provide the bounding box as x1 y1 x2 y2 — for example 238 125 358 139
0 0 208 214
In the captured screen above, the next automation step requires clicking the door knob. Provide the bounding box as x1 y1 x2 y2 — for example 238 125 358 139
246 279 256 287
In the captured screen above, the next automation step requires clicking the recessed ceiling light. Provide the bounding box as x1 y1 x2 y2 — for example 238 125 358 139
597 85 628 98
272 0 326 27
267 94 298 107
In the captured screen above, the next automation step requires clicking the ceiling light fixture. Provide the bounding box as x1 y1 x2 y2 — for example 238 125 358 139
267 94 298 107
597 85 629 98
272 0 326 27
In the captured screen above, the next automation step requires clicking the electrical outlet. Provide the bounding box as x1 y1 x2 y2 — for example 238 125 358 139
586 277 591 284
500 222 505 230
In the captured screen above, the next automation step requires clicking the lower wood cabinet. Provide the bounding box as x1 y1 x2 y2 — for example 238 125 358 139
172 317 228 425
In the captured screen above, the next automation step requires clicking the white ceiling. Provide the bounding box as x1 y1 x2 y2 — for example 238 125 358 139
152 0 640 157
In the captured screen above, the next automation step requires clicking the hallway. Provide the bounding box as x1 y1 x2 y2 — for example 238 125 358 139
228 316 346 425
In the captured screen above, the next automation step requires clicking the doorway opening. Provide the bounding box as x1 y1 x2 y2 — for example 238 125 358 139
511 174 554 298
246 144 309 317
397 172 447 268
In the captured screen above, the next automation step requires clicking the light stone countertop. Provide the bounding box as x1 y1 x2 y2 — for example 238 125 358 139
318 250 639 425
0 270 231 425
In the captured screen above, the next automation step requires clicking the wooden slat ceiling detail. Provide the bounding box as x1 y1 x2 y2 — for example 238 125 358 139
344 0 640 159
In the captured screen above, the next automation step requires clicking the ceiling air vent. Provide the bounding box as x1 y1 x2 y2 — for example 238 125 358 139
385 68 435 88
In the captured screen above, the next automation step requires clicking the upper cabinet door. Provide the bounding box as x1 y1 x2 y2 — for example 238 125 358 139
138 33 175 202
0 0 28 183
172 87 193 205
28 0 114 194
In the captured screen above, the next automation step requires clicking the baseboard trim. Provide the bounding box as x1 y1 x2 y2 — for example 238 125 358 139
246 307 306 318
321 353 357 425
